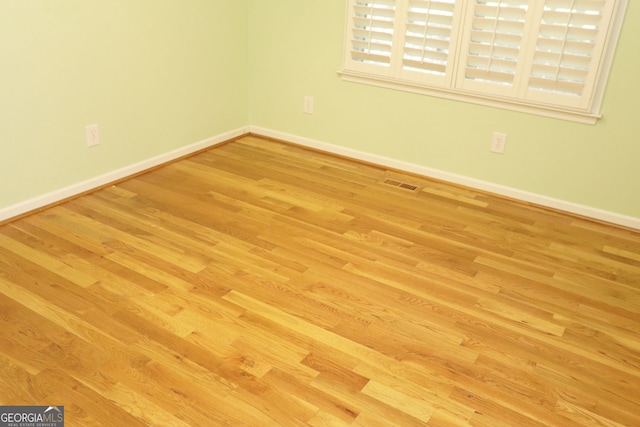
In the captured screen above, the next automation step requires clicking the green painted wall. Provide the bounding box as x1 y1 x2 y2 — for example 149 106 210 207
248 1 640 219
0 0 249 208
2 1 638 221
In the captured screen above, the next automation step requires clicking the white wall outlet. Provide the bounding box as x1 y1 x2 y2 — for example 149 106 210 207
491 132 507 154
86 123 100 147
303 96 314 115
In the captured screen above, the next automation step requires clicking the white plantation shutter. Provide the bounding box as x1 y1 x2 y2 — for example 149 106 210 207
345 0 398 74
457 0 531 96
341 0 627 122
524 0 617 109
400 0 462 85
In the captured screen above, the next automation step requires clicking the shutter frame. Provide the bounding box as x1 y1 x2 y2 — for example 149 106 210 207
522 0 618 109
456 0 533 97
344 0 399 76
398 0 462 86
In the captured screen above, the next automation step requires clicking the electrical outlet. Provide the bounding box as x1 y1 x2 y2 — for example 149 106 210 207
491 132 507 154
86 124 100 147
304 96 314 115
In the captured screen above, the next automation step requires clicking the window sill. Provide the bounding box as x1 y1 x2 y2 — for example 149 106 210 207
338 69 601 125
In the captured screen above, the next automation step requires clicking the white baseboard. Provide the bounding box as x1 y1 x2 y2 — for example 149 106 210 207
3 124 638 231
250 126 640 231
0 126 250 222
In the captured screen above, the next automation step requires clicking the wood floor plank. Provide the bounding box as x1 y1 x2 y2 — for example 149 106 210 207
1 135 639 425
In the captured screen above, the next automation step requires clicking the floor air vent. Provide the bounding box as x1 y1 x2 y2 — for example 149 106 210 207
382 179 419 192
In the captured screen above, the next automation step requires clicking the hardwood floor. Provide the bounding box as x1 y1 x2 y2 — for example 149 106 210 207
1 135 640 426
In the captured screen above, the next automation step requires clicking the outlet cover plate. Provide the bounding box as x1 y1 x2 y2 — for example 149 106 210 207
86 124 100 147
304 96 314 115
491 132 507 154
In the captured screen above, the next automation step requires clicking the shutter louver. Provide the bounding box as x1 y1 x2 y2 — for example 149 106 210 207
349 0 397 68
402 0 458 77
462 0 530 93
526 0 615 108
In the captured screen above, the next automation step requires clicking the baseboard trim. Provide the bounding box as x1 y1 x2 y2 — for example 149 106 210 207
250 126 640 231
0 126 250 223
4 125 638 231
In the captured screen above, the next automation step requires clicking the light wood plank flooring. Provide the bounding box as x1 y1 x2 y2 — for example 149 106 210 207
1 135 640 426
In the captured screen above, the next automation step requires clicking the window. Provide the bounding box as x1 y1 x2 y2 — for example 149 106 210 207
341 0 628 123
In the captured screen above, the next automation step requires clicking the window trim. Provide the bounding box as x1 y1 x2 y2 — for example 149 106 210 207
340 0 629 124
